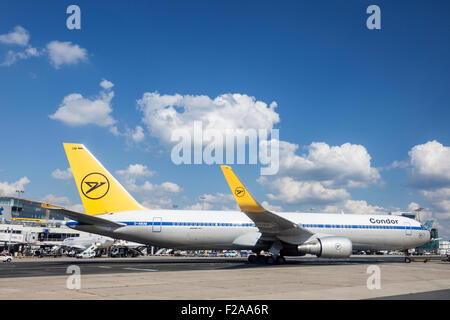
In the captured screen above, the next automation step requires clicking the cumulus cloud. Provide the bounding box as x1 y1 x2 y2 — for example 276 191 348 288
274 140 380 188
420 188 450 220
399 141 450 234
259 176 350 205
0 177 30 196
0 26 41 67
100 79 114 90
185 193 236 211
51 168 73 180
261 201 283 212
322 200 387 215
185 202 214 210
116 164 155 180
0 26 88 68
130 126 145 143
110 125 146 145
1 46 41 66
257 140 379 205
0 26 30 46
142 198 176 210
46 41 88 69
41 194 72 206
115 164 182 208
408 140 450 189
67 203 85 213
114 164 182 210
137 92 280 146
49 79 116 127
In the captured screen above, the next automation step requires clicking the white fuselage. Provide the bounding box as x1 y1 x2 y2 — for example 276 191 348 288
67 210 431 253
61 236 114 251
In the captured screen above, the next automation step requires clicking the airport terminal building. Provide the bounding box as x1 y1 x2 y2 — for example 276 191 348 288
0 196 65 223
0 196 89 254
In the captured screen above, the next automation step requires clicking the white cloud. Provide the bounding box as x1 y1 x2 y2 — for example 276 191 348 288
142 198 175 210
259 176 350 205
407 202 422 212
116 164 155 179
46 41 88 69
137 92 280 146
100 79 114 90
0 177 30 196
0 27 88 68
394 141 450 237
274 140 380 188
261 200 283 212
184 202 214 211
322 200 387 215
257 140 379 206
198 193 234 204
130 126 145 143
67 203 85 213
382 160 410 171
51 168 73 180
420 188 450 202
408 140 450 189
184 193 236 211
49 80 116 127
1 46 41 66
41 194 72 206
115 164 181 204
109 125 145 144
0 26 30 46
420 188 450 220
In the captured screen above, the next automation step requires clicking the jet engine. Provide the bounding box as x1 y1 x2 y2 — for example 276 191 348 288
297 236 352 258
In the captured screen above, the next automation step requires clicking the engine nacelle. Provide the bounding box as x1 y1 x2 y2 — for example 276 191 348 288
297 236 352 258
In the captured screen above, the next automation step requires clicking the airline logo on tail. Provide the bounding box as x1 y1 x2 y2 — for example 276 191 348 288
63 143 145 215
81 173 110 199
235 187 245 197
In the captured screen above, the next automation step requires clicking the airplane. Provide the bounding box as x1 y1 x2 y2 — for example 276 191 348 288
46 143 432 264
60 235 114 253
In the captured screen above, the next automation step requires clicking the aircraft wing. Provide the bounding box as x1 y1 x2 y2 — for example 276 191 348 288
220 166 312 238
42 204 124 228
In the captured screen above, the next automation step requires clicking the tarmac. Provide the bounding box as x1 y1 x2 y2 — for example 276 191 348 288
0 255 449 299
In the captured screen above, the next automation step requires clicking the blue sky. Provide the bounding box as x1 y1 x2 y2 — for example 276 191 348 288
1 1 450 238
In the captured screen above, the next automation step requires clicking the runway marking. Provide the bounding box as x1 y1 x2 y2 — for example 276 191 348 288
98 266 112 269
123 267 158 272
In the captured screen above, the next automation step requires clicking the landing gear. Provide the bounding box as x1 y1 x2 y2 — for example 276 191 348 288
248 254 257 263
256 254 266 264
265 256 275 265
276 256 286 265
247 254 269 264
247 254 285 265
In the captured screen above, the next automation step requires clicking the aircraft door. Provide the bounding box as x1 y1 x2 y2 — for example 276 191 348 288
404 222 412 236
152 217 162 232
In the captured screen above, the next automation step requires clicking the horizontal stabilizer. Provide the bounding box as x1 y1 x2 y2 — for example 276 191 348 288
43 204 124 228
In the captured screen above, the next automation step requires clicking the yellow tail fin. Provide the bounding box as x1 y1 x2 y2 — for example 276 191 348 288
63 143 145 215
220 165 264 213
